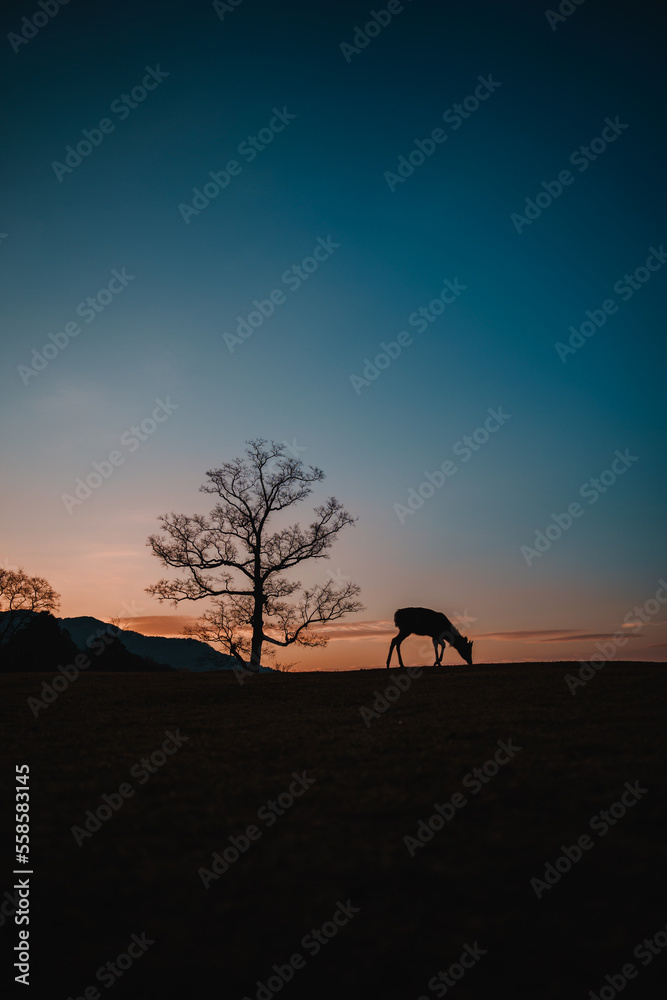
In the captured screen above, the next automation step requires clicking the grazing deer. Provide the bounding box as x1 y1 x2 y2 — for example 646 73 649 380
386 607 473 668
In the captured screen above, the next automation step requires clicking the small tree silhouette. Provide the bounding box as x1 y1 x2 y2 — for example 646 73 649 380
146 439 363 671
0 612 77 672
0 568 60 643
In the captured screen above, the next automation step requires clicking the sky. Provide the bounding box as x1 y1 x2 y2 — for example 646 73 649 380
1 0 666 668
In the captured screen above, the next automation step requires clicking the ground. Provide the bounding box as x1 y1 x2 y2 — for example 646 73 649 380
2 661 666 999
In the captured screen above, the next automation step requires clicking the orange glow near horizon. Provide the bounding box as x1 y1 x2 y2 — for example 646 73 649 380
83 613 667 670
5 529 667 670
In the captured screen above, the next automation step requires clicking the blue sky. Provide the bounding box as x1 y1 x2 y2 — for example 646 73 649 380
1 0 666 665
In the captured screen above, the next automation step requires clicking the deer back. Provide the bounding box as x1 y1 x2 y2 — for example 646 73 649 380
394 607 452 638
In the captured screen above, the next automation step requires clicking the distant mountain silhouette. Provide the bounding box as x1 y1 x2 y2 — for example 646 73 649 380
60 617 250 672
0 611 169 672
0 611 271 673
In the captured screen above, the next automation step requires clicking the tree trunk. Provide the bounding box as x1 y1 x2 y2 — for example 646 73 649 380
249 589 264 671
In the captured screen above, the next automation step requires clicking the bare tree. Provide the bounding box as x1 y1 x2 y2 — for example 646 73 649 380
0 568 61 642
146 439 364 671
108 616 131 631
181 607 297 672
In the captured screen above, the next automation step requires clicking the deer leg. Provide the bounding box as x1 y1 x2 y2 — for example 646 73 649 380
396 638 405 669
388 631 410 668
435 630 450 666
395 631 409 669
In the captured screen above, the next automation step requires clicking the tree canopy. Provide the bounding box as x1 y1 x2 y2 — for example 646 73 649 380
0 567 61 642
146 439 363 671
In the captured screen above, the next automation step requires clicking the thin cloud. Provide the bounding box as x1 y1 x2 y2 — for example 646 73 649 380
115 616 667 650
535 632 641 643
477 629 642 643
477 629 580 641
311 623 623 644
115 615 197 636
621 620 667 628
310 619 395 640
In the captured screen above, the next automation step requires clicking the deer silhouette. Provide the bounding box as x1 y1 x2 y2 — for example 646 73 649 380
386 607 473 668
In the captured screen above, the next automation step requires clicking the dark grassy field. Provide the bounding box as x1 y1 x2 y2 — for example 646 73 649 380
2 661 666 999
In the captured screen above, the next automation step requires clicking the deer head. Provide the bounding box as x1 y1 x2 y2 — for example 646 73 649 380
451 633 474 666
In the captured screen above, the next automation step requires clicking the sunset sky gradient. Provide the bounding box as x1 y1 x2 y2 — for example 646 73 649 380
2 0 666 668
